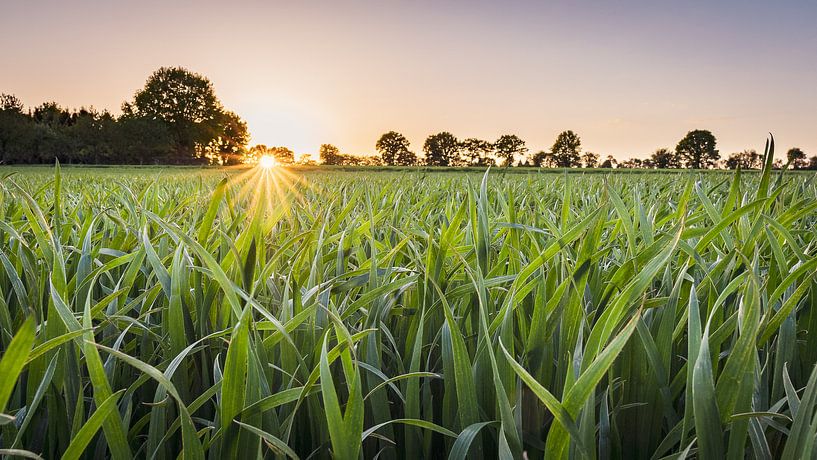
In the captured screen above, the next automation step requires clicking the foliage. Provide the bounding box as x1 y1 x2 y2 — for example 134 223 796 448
461 138 494 166
581 151 599 168
600 155 617 168
494 134 527 167
787 147 808 170
0 68 248 165
423 132 461 166
531 150 554 168
376 131 416 166
650 148 679 169
676 129 719 169
551 130 582 167
725 149 762 170
320 143 342 165
123 67 229 160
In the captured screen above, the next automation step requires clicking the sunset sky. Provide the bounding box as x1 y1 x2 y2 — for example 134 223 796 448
2 0 815 160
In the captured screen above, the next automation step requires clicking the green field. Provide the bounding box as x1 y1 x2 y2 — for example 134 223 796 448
1 162 816 459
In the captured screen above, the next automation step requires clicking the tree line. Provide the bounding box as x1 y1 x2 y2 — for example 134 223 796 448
317 128 812 170
3 67 815 169
1 67 248 165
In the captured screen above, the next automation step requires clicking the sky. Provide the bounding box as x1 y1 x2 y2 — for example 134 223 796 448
2 0 816 160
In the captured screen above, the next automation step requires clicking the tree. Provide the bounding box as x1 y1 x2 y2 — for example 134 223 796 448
423 132 460 166
808 156 817 170
33 102 72 126
650 148 679 168
494 134 527 167
296 154 316 165
0 94 23 113
204 111 249 165
461 138 494 166
676 130 719 169
0 94 34 163
320 144 342 165
376 131 416 166
551 130 582 167
787 147 807 169
725 150 761 170
619 158 645 169
123 67 242 162
531 151 554 168
600 155 617 169
581 151 599 168
268 146 294 164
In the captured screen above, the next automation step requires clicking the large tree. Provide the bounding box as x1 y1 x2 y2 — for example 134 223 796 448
494 134 527 167
423 132 460 166
551 130 582 167
123 67 244 162
376 131 416 166
650 148 679 169
676 130 719 169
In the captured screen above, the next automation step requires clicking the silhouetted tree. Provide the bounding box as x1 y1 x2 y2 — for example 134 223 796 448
376 131 416 165
33 102 73 126
123 67 243 162
531 151 555 168
0 94 34 163
297 154 316 165
619 158 646 169
600 155 617 168
494 134 527 167
320 144 342 165
0 94 23 112
423 132 460 166
461 138 494 166
650 148 679 168
207 110 249 164
676 130 719 169
582 151 599 168
808 156 817 170
268 146 294 164
725 150 761 170
551 130 582 167
787 147 807 169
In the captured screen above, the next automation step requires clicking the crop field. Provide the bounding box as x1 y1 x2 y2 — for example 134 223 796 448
1 154 816 459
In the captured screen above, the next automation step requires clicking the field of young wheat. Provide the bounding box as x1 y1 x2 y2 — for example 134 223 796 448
1 146 816 459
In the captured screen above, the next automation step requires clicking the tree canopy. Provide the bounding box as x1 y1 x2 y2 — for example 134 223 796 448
551 130 582 167
494 134 527 167
676 129 719 169
376 131 416 166
423 132 460 166
0 67 248 165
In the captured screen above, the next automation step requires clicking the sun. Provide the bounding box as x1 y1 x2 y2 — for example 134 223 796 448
258 155 278 169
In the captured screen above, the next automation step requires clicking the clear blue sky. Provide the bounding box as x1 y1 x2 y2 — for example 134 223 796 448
2 0 815 159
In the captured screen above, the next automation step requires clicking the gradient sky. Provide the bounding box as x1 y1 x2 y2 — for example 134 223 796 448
2 0 816 160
